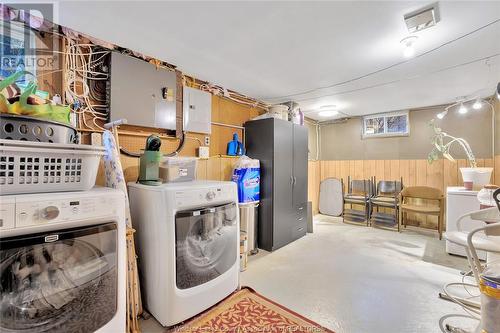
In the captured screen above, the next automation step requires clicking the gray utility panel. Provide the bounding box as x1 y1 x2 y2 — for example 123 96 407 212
109 52 176 130
245 118 308 251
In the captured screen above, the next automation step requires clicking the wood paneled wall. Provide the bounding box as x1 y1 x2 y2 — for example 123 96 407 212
308 156 500 215
308 161 321 214
97 149 243 186
196 157 240 181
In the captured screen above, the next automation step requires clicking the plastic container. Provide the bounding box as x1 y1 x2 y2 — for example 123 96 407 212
477 185 500 209
480 264 500 333
231 156 260 203
239 202 259 255
268 105 289 120
240 231 248 272
159 157 197 183
0 139 104 195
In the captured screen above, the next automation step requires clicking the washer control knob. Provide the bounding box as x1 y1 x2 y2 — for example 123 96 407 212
41 206 60 220
206 191 216 200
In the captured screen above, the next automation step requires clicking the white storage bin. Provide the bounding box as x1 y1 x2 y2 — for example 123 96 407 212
0 139 104 195
159 157 197 183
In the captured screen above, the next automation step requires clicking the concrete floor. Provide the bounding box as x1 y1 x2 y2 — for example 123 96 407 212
140 215 479 333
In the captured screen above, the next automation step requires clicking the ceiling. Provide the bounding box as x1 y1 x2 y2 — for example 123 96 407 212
54 1 500 120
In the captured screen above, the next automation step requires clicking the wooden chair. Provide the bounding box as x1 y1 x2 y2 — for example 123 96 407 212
398 186 444 239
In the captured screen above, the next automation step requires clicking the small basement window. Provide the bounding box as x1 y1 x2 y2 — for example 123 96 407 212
362 111 409 138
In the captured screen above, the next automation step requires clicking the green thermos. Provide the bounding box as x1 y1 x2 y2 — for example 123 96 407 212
138 135 163 186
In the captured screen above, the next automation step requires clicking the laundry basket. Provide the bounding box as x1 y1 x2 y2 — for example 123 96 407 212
0 139 104 195
1 114 78 144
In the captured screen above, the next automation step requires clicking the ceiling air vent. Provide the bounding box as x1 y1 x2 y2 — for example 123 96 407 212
404 4 439 33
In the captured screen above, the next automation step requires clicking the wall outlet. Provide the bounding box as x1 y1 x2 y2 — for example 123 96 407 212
204 136 210 146
198 146 209 159
91 132 103 146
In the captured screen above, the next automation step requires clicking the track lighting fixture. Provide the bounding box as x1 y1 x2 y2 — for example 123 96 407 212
438 96 494 120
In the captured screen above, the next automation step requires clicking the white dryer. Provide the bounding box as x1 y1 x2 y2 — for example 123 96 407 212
0 188 126 333
129 181 239 327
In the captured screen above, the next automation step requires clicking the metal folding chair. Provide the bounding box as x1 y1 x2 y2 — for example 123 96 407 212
343 176 373 226
370 179 403 231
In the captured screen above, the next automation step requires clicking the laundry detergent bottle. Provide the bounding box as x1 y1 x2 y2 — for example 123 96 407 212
227 133 244 156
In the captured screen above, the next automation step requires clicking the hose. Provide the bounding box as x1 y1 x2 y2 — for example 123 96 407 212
164 132 186 157
119 132 186 158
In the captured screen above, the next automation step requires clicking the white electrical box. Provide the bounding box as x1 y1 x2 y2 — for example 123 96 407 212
183 86 211 134
110 52 177 130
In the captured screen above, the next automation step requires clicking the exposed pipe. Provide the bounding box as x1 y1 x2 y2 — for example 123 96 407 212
211 122 244 130
316 122 320 161
211 121 246 149
119 131 187 158
103 119 187 158
488 96 496 160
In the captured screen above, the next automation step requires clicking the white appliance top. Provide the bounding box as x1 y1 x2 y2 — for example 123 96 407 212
128 180 236 192
0 187 124 233
447 186 479 196
128 181 237 209
0 186 120 201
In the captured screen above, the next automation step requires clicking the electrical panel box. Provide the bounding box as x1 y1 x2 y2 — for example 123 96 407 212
183 86 211 134
109 52 176 130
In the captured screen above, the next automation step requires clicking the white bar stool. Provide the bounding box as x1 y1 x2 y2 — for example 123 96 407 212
439 207 500 308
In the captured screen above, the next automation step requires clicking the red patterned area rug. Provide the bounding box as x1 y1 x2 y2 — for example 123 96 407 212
166 287 334 333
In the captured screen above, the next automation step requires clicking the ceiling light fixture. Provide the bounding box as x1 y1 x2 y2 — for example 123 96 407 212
318 110 339 117
400 36 418 58
472 98 483 110
458 102 468 114
404 4 439 33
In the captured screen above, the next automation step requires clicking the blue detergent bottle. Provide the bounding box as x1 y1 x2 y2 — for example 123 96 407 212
227 133 244 156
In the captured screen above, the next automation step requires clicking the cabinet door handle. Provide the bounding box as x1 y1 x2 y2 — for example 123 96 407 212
293 176 297 185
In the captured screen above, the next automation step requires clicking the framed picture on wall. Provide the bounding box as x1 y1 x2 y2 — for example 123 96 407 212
362 110 410 138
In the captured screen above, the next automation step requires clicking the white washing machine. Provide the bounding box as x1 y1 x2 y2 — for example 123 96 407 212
129 181 239 327
0 188 126 333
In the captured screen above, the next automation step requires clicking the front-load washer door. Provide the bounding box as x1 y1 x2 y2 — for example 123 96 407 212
175 202 237 290
0 223 118 333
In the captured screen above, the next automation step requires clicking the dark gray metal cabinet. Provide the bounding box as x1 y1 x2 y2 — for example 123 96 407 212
245 118 308 251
